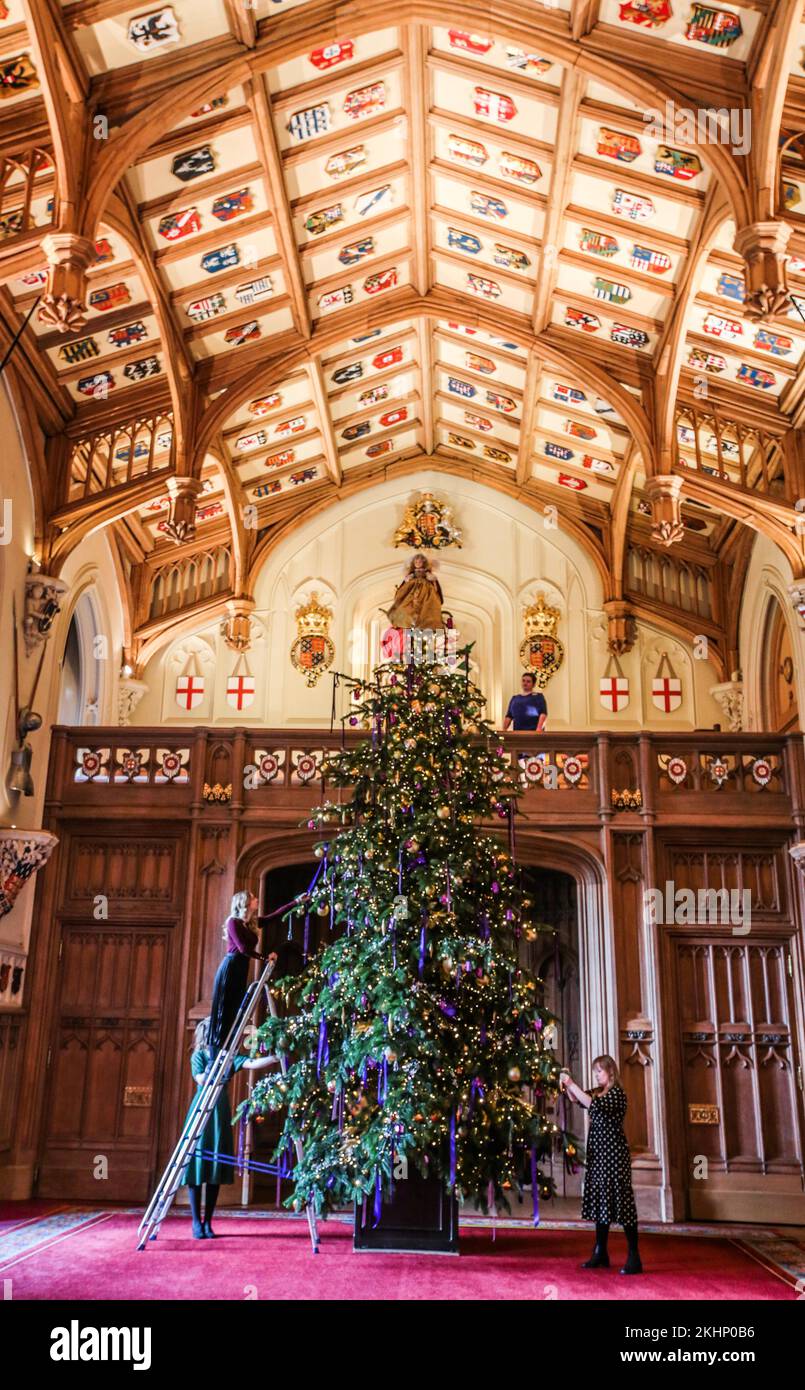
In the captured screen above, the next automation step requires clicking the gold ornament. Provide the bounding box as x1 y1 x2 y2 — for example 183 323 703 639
436 806 450 819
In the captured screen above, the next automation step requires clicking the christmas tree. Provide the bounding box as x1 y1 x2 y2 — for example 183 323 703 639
242 650 575 1218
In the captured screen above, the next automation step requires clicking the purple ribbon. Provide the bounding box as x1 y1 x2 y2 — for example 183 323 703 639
398 847 404 894
316 1014 329 1077
449 1109 456 1188
419 917 427 976
303 912 310 961
373 1171 382 1227
531 1148 540 1227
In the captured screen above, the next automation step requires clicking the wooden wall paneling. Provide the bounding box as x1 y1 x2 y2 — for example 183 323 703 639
5 727 805 1219
38 923 174 1200
660 832 805 1223
0 1014 24 1156
609 831 662 1187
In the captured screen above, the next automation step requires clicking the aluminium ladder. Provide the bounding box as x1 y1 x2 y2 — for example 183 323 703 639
136 957 319 1253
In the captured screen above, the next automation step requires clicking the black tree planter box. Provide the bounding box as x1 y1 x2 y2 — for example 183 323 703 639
354 1170 459 1253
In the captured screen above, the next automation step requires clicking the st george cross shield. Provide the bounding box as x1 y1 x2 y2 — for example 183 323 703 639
652 676 682 712
652 656 682 712
176 674 205 710
600 675 630 712
226 673 255 710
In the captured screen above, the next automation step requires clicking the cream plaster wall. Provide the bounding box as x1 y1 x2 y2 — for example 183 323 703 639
134 474 723 732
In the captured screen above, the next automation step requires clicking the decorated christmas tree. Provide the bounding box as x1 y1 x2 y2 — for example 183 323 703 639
242 650 575 1218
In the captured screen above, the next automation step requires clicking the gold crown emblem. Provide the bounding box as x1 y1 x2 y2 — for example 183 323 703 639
523 592 561 638
295 592 333 637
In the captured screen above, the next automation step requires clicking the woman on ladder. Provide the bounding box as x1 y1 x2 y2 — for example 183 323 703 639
181 1016 273 1239
210 890 270 1052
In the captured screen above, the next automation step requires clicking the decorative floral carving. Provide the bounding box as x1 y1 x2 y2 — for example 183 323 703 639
118 679 148 726
709 681 743 733
162 477 205 545
733 222 792 323
644 475 684 548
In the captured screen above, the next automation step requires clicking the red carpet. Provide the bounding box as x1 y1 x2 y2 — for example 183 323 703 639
0 1211 794 1300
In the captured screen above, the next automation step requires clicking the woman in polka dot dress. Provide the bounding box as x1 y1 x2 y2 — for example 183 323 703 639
560 1056 642 1275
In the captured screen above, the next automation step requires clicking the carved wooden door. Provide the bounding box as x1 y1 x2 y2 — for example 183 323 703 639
670 937 805 1224
38 925 172 1201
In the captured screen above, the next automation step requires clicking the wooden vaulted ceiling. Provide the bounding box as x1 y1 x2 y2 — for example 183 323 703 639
3 0 805 668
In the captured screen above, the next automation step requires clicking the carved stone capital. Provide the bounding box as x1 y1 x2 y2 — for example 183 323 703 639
788 581 805 625
709 680 743 732
789 842 805 875
24 571 69 655
162 477 205 545
644 474 684 547
603 599 636 655
37 233 97 334
733 221 792 322
118 678 149 726
221 598 255 653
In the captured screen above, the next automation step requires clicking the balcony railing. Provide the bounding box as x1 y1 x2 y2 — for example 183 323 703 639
45 727 805 830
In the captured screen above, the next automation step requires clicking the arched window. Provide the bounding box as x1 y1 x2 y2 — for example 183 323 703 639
57 590 105 726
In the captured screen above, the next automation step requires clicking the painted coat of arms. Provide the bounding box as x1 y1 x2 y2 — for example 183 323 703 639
393 492 463 549
519 593 565 689
290 594 336 687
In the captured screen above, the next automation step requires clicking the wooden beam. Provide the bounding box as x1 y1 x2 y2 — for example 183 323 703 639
403 24 430 297
516 356 541 487
532 69 584 336
308 359 342 486
223 0 258 49
247 78 311 341
417 316 435 456
21 0 89 223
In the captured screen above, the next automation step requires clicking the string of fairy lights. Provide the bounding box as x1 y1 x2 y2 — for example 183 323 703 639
241 650 579 1216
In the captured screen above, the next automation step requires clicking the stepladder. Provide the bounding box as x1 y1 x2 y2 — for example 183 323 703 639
136 957 320 1253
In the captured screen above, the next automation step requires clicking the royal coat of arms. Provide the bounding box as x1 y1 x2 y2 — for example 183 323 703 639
393 492 463 550
290 594 336 687
519 593 565 689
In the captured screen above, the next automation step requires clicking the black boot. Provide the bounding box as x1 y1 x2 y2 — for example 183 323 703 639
203 1183 220 1239
582 1222 610 1268
620 1224 642 1275
188 1185 206 1239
